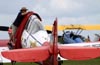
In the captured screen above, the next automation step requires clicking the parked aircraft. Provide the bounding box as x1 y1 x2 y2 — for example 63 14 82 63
0 11 100 65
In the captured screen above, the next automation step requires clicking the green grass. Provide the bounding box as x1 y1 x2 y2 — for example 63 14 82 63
62 57 100 65
3 62 38 65
3 57 100 65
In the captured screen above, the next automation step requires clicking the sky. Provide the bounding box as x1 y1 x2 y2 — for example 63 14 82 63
0 0 100 40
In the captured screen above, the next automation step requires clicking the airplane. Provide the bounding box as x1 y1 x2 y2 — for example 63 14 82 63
0 11 100 65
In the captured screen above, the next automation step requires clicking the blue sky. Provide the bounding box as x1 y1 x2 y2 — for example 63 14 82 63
0 0 100 39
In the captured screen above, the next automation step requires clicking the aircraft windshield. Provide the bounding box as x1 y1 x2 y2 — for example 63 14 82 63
25 15 44 34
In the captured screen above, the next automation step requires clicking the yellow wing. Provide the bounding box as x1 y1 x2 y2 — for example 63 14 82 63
45 24 100 31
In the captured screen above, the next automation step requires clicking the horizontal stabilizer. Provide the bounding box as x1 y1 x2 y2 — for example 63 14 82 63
59 46 100 60
1 46 50 62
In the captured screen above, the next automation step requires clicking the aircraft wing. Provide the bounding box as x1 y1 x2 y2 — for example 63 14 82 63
44 24 100 31
1 46 50 62
58 46 100 60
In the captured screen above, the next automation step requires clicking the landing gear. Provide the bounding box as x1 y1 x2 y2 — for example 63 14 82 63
58 57 63 65
11 61 16 65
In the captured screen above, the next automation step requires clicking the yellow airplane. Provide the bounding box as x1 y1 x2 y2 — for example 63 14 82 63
45 24 100 31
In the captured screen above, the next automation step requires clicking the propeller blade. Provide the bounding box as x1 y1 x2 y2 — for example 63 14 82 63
0 26 9 31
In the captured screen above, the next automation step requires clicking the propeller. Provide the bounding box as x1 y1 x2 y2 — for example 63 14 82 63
0 26 9 31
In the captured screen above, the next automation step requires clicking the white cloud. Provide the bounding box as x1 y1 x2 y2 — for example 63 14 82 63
58 15 100 25
0 14 15 26
0 0 100 25
0 0 100 39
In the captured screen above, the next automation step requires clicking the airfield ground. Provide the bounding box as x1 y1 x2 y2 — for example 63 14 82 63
3 57 100 65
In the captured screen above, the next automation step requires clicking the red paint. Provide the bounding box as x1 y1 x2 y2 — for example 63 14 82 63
0 39 9 47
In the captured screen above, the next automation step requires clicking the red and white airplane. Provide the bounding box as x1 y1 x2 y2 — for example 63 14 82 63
0 11 100 65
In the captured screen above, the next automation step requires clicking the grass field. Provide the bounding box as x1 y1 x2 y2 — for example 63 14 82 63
3 57 100 65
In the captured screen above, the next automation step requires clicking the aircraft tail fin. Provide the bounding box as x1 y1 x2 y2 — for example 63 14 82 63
52 18 58 65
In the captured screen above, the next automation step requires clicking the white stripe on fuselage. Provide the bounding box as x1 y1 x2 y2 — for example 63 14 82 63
59 42 100 47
